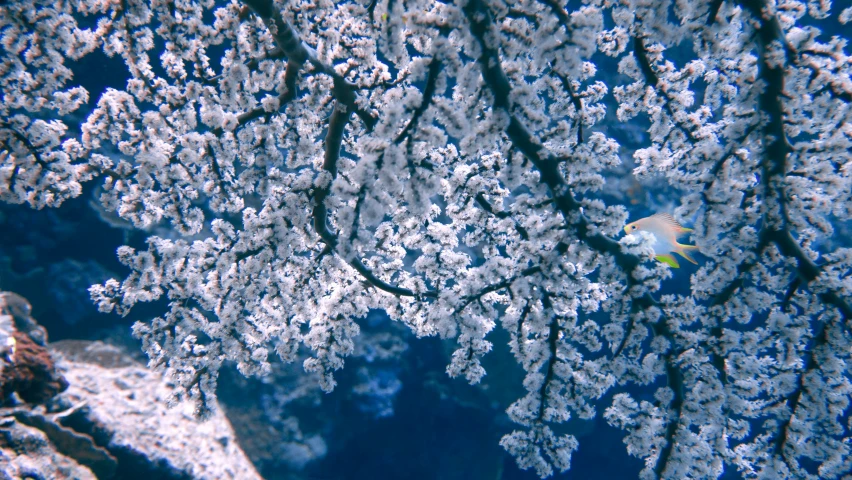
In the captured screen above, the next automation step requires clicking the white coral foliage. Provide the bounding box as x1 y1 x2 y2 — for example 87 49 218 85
2 0 851 478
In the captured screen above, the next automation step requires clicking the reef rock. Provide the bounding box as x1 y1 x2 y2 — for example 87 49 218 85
49 340 261 480
0 292 68 405
0 412 98 480
0 291 259 479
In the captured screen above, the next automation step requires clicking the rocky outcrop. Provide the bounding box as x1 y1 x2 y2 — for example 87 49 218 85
1 291 260 480
1 292 97 479
0 292 68 405
11 408 118 479
0 412 97 480
49 340 262 480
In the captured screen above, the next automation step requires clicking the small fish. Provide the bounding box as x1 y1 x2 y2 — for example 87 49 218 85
624 213 699 268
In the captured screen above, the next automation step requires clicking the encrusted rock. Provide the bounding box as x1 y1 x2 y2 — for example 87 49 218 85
0 411 97 480
50 340 262 480
13 409 118 479
0 292 68 405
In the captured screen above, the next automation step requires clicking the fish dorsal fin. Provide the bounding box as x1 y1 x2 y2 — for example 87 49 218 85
650 212 685 230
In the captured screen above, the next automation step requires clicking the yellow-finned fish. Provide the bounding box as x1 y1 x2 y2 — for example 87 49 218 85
624 213 699 268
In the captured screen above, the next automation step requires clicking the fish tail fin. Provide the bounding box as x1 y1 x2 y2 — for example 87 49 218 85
655 253 680 268
676 243 700 265
677 227 693 237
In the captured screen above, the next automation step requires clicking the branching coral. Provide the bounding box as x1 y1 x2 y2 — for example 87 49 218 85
1 0 850 477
